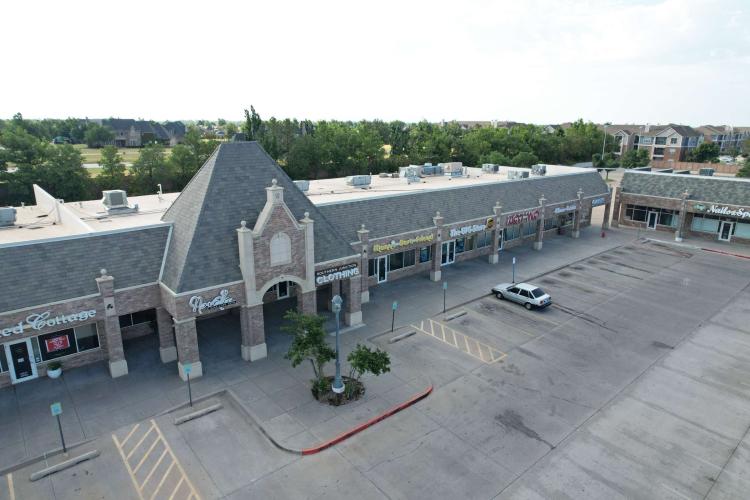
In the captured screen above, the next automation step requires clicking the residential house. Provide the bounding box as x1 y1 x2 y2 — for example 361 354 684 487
95 119 186 147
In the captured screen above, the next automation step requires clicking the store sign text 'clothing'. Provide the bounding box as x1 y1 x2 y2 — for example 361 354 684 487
1 309 97 337
700 205 750 219
373 234 434 253
505 209 540 225
316 263 360 285
189 289 237 314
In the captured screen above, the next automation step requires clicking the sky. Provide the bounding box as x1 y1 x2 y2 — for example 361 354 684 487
1 0 748 125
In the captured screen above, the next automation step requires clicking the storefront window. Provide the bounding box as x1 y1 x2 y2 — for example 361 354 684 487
465 235 476 251
75 323 100 351
455 238 465 253
625 205 677 226
476 231 491 248
505 225 520 241
39 329 77 361
403 249 416 267
119 309 156 328
735 222 750 239
419 246 432 262
390 252 404 271
368 258 375 276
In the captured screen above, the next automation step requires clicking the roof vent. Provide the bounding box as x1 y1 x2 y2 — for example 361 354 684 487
531 164 547 176
294 180 310 192
101 190 137 213
0 207 16 227
346 175 372 187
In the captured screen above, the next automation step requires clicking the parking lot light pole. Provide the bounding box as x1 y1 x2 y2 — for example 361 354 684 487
443 281 448 313
332 295 344 394
391 301 398 332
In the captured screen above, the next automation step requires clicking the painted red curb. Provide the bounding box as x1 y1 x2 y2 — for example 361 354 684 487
300 385 433 456
701 248 750 260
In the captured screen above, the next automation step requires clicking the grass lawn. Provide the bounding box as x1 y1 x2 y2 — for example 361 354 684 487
73 145 172 165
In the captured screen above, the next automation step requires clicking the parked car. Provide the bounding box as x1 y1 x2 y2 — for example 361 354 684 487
491 282 551 310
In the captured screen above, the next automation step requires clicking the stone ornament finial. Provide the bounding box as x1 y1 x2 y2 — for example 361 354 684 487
271 178 278 186
240 220 247 228
539 194 546 204
100 268 107 277
436 211 441 217
304 211 310 218
361 224 366 230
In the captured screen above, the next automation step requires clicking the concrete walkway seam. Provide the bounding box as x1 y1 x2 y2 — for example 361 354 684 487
174 403 223 425
29 450 100 481
701 247 750 260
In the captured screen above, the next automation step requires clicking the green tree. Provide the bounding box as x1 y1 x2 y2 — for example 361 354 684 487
687 142 720 163
510 151 539 168
0 122 49 168
243 105 263 141
225 122 238 138
736 158 750 178
282 310 335 394
98 145 127 188
620 149 650 168
84 123 115 148
592 152 619 168
168 127 218 188
130 143 170 193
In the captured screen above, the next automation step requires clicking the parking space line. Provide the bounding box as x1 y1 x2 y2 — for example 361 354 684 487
112 419 200 500
411 319 507 364
6 473 14 500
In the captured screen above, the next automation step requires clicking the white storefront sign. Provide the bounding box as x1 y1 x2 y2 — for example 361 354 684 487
1 309 97 337
449 223 487 238
189 289 237 314
315 263 360 285
704 205 750 219
591 197 606 207
553 204 577 214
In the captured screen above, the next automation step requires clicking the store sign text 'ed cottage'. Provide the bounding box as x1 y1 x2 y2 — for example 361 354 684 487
700 205 750 219
2 309 97 337
189 289 237 315
373 234 433 253
505 209 540 225
316 263 360 285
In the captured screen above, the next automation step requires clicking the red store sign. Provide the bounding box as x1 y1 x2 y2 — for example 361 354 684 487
505 209 540 225
45 335 70 353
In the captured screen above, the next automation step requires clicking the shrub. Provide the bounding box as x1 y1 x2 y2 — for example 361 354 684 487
282 311 335 393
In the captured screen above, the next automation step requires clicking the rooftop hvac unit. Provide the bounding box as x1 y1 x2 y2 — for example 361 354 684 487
438 162 463 173
346 175 372 187
520 170 530 178
531 164 547 176
293 180 310 192
102 190 129 209
699 168 715 176
482 164 499 172
0 207 16 227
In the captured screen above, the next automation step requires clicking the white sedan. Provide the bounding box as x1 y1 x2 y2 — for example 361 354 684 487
491 282 552 310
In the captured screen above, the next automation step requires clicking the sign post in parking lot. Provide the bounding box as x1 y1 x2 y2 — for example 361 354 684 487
184 363 193 407
443 281 448 313
512 257 516 283
391 301 398 332
50 402 66 453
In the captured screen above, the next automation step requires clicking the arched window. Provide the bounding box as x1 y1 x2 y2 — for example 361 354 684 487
270 232 292 266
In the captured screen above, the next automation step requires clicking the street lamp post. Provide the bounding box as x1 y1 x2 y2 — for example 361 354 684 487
331 295 344 394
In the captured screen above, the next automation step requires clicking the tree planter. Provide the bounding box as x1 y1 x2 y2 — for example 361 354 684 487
312 376 365 406
47 364 62 379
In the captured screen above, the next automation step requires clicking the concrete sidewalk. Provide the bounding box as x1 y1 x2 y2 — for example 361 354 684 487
0 225 634 471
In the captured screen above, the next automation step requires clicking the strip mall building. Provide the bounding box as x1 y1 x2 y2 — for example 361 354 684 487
0 142 610 386
613 170 750 244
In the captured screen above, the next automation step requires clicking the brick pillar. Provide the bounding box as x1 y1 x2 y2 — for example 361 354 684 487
240 304 266 361
174 317 201 380
489 201 502 264
95 270 128 378
533 196 546 251
342 277 362 326
297 290 317 315
156 307 176 363
601 189 612 231
611 186 621 228
675 190 689 242
430 211 444 281
572 188 584 239
357 225 370 303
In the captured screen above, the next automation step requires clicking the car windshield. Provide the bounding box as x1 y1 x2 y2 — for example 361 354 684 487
531 288 546 298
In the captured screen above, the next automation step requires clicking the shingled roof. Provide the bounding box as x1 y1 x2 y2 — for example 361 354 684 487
621 171 750 206
317 171 609 242
160 142 357 294
0 226 170 313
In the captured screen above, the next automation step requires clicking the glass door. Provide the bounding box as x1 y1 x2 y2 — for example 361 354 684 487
276 281 289 299
5 338 38 384
498 230 504 250
647 211 658 229
377 256 388 283
718 221 734 242
441 240 456 266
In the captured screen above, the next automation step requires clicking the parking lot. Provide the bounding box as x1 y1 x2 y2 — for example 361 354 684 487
3 240 750 499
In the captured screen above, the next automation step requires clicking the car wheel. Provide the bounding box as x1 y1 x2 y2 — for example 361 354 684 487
524 302 532 310
495 292 503 300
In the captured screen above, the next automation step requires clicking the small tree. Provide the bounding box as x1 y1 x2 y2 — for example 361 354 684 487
620 149 650 168
736 158 750 178
99 145 126 187
687 142 720 163
346 344 391 398
510 151 539 168
84 123 114 148
282 311 335 394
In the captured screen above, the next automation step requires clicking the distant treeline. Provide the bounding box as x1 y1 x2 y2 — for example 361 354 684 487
0 110 614 205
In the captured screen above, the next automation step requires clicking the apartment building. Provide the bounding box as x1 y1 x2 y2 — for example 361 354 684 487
610 124 702 162
696 125 750 153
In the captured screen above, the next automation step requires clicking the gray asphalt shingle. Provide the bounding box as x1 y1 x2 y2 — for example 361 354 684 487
621 171 750 206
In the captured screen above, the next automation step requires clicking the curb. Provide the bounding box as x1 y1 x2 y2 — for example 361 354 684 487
300 385 433 455
29 450 100 481
0 438 97 476
701 247 750 260
174 403 223 425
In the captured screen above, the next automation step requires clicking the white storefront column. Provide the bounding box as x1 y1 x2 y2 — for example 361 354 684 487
430 211 444 281
489 202 502 264
357 224 370 303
